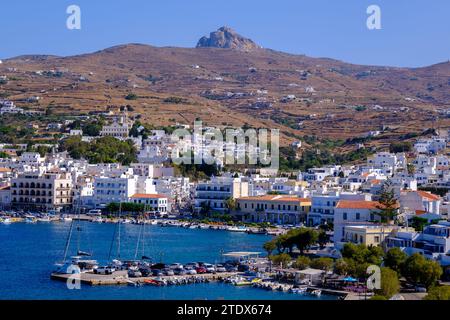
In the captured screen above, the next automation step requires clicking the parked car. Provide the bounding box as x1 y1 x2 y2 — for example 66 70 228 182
152 269 163 276
185 268 197 275
139 268 152 277
151 263 167 270
195 266 207 274
224 264 238 272
163 268 174 276
169 263 184 270
174 268 187 275
185 262 199 269
128 269 142 278
94 266 115 275
215 264 226 272
203 263 216 273
415 286 427 293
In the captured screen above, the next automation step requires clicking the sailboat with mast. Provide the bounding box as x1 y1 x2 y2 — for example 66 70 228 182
53 201 98 274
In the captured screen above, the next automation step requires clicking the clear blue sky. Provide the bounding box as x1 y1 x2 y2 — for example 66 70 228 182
1 0 449 67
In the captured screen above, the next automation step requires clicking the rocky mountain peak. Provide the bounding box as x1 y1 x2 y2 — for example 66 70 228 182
196 26 261 51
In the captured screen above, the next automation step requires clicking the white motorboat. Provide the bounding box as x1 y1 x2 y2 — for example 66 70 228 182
227 226 248 232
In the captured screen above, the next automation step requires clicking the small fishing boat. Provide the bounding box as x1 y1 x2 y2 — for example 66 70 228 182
144 278 164 286
290 287 308 294
247 228 267 235
24 215 37 223
60 215 72 222
92 217 103 223
0 217 12 224
310 289 322 297
37 216 51 222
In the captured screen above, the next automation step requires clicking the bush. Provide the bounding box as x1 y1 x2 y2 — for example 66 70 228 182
389 141 412 153
424 286 450 300
293 256 311 270
370 295 387 300
125 93 138 100
269 253 292 267
310 257 334 271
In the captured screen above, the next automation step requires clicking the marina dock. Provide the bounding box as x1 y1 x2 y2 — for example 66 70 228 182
51 271 240 286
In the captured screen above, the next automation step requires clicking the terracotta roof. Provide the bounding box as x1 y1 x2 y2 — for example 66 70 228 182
417 190 440 201
336 200 382 210
238 195 310 203
131 193 167 199
0 168 11 173
369 179 383 185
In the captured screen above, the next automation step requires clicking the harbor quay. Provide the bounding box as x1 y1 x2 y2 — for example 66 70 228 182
50 271 241 286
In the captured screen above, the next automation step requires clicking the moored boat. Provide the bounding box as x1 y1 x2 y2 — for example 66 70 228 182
227 226 248 232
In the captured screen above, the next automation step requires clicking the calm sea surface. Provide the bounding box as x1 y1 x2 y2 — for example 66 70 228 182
0 221 336 300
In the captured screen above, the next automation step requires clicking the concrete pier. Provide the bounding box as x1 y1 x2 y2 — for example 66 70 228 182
51 271 240 286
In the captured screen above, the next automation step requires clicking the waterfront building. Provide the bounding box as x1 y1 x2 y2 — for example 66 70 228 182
236 195 311 224
11 172 73 210
194 177 249 213
93 174 156 208
307 191 371 226
0 186 11 209
129 193 170 213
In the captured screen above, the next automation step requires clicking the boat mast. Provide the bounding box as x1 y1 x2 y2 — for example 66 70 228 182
134 219 143 260
117 202 121 259
62 218 74 263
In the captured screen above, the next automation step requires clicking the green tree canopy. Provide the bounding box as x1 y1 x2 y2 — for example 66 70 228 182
402 253 443 289
376 267 400 299
60 136 137 165
269 253 291 267
263 239 277 257
293 256 311 270
384 248 407 274
292 228 319 254
310 257 334 271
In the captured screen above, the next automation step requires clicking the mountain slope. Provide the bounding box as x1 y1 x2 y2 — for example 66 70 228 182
0 29 449 146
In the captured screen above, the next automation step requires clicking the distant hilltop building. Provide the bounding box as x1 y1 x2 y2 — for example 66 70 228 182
0 99 24 115
100 112 132 138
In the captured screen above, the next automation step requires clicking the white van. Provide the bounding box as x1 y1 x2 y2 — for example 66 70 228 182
87 209 102 216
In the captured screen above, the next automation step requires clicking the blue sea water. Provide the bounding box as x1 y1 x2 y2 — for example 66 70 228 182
0 221 336 300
